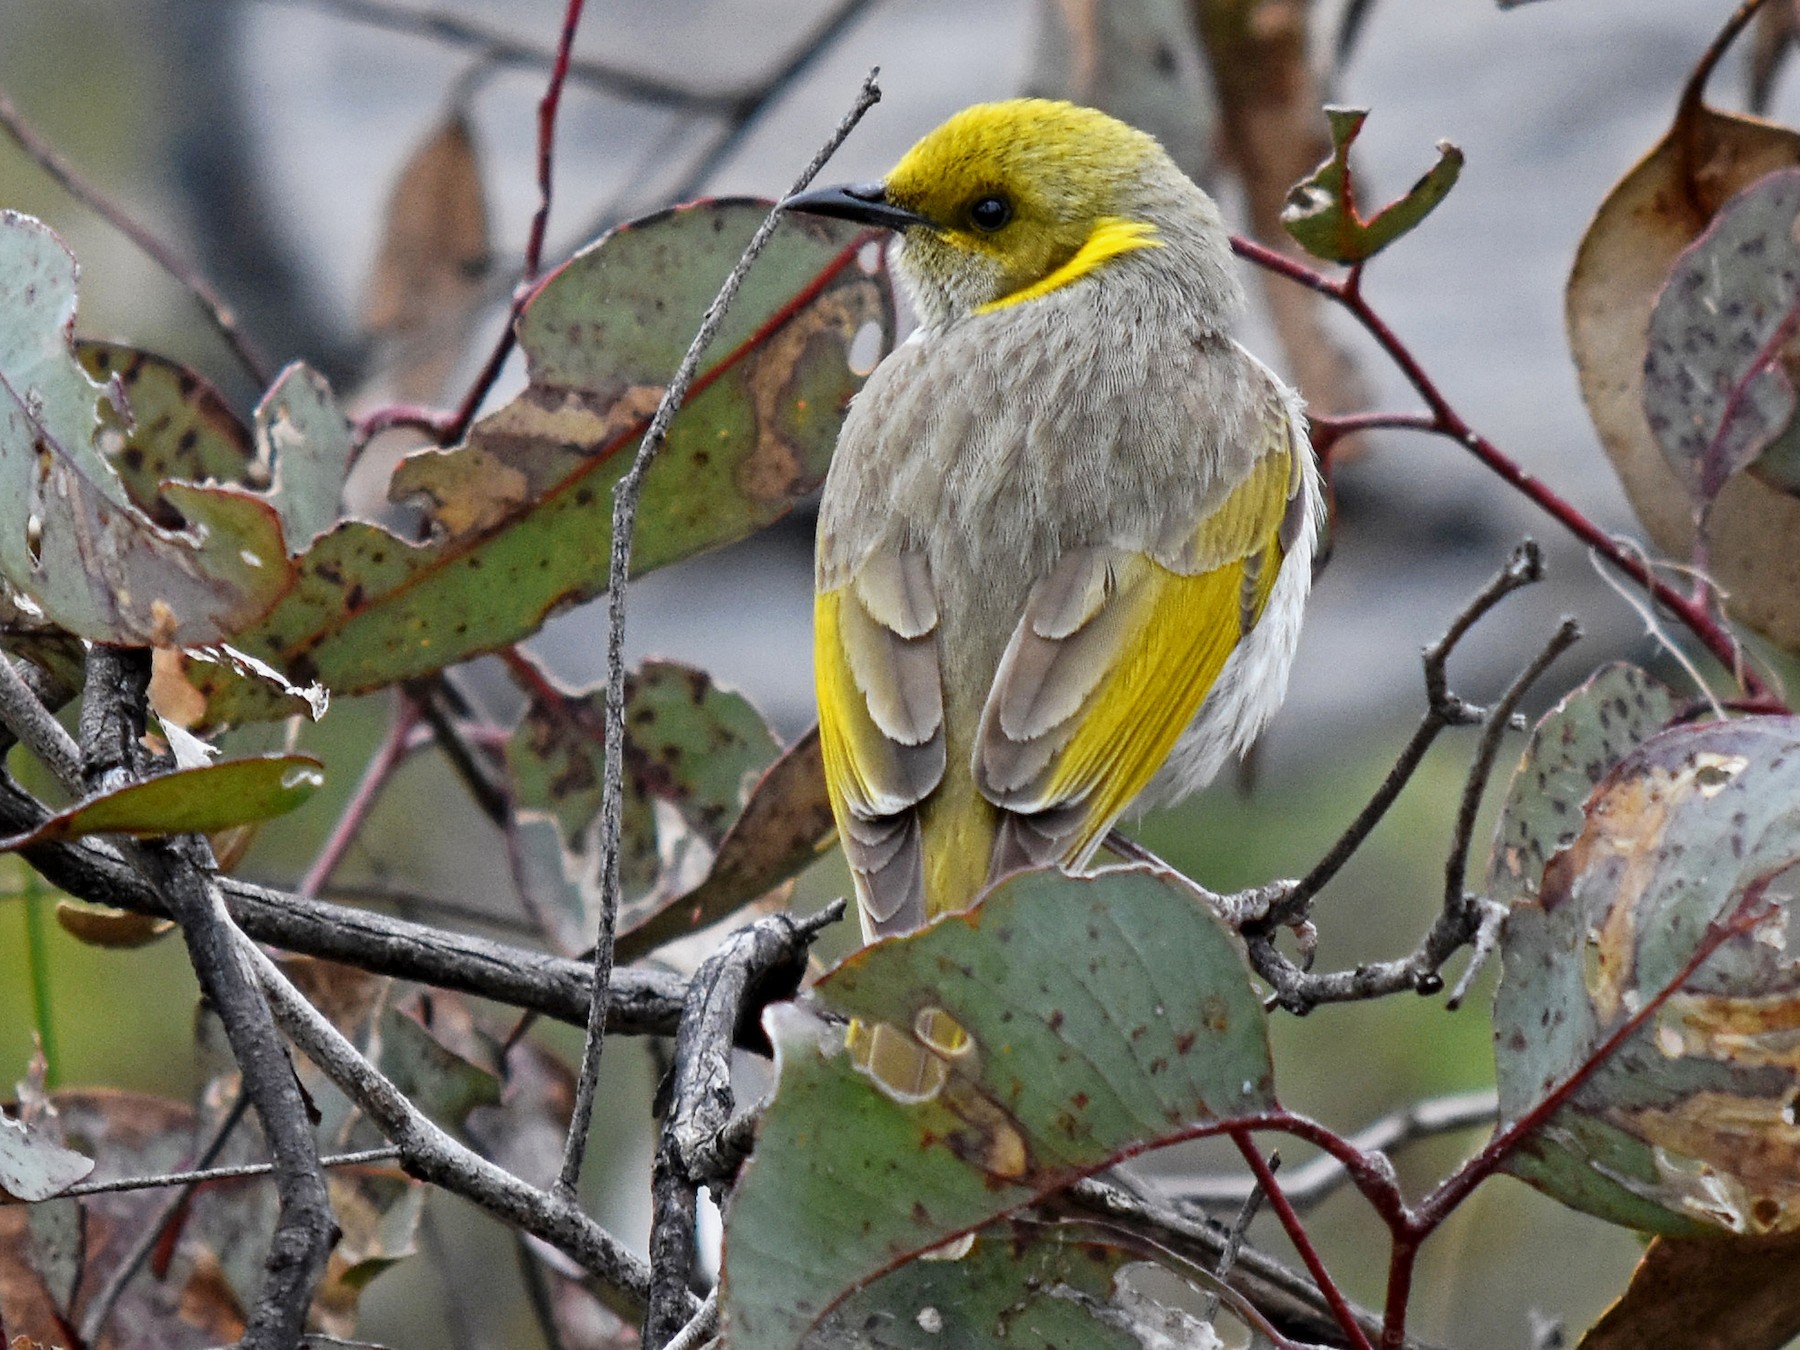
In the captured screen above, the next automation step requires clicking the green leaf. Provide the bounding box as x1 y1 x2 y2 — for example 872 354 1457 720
616 724 833 960
1281 106 1462 264
722 866 1273 1348
505 656 781 950
254 362 355 551
1486 662 1681 911
75 340 259 524
1493 715 1800 1236
209 200 892 709
1643 167 1800 515
812 1225 1144 1349
0 212 292 645
1 754 324 846
0 1109 92 1201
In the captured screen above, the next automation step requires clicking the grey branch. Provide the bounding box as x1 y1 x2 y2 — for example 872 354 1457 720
249 936 690 1326
560 66 882 1203
644 902 845 1346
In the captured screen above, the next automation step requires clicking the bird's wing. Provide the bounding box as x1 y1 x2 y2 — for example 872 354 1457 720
815 546 947 937
975 399 1310 872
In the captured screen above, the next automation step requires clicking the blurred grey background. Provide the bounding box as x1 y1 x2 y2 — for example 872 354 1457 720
3 1 1793 1346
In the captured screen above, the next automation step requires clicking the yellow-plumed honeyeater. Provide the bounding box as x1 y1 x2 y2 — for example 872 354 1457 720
787 99 1322 943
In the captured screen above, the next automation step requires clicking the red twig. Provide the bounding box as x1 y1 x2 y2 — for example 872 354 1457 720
1231 233 1782 711
299 694 422 898
1232 1130 1375 1350
0 89 275 388
437 0 587 447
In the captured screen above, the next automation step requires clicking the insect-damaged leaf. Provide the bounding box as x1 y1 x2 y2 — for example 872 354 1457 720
1568 92 1800 653
505 656 781 952
1643 168 1800 516
1487 662 1682 911
812 1225 1147 1349
1494 716 1800 1237
0 754 324 848
721 866 1273 1349
616 723 834 960
0 213 291 646
210 200 892 708
74 340 261 527
1280 106 1462 264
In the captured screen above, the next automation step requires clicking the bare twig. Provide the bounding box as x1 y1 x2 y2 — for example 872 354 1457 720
644 903 845 1346
1232 233 1782 711
1249 611 1580 1013
0 89 274 386
251 937 690 1325
77 1093 250 1346
1214 542 1543 941
59 1143 400 1199
1062 1177 1400 1348
1167 1090 1499 1211
78 646 336 1350
409 675 512 826
558 68 882 1202
0 654 83 793
0 773 693 1036
661 1289 719 1350
1203 1152 1272 1324
439 0 588 445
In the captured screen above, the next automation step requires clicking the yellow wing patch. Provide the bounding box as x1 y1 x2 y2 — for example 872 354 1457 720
974 441 1296 869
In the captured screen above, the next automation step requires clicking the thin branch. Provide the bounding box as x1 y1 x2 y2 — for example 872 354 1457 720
0 89 274 386
82 642 334 1350
251 937 690 1326
255 0 747 114
59 1144 400 1199
558 68 882 1202
1203 1152 1272 1324
1062 1177 1399 1348
77 1093 250 1346
1249 615 1581 1013
1230 232 1782 710
439 0 588 446
1167 1090 1498 1211
1233 1131 1373 1350
661 1289 719 1350
0 783 694 1034
0 655 83 793
409 675 512 827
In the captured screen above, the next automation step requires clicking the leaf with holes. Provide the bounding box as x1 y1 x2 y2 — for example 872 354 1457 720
1569 94 1800 653
617 724 832 960
1487 662 1682 911
208 200 892 708
0 754 324 847
505 656 781 950
1281 106 1462 264
721 866 1273 1348
1494 716 1800 1237
1643 168 1800 517
0 213 292 645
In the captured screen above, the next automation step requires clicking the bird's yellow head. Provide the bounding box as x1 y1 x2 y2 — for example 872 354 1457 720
786 99 1231 329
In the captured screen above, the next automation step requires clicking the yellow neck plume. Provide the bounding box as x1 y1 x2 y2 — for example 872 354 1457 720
975 217 1163 315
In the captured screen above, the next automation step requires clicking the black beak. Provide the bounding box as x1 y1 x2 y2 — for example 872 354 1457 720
781 181 930 232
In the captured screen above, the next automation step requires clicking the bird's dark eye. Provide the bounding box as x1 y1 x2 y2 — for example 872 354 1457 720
968 195 1012 231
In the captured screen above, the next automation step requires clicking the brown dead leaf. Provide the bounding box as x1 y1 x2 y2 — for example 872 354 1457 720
1568 79 1800 653
1580 1230 1800 1350
53 899 173 949
1193 0 1369 448
364 111 492 403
